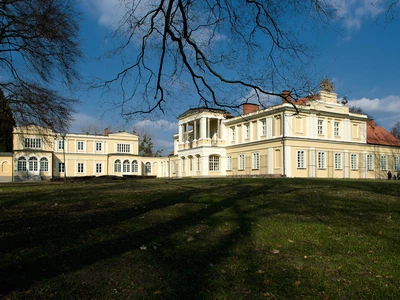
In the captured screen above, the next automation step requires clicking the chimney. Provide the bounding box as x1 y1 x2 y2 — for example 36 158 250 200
281 90 293 104
367 119 375 128
242 103 259 115
104 128 109 136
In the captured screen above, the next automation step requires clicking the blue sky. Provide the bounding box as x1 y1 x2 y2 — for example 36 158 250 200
70 0 400 155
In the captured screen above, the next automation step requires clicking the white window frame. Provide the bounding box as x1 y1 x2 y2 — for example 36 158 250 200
58 140 64 150
380 155 387 171
17 157 27 172
317 151 326 169
145 162 151 174
24 138 41 149
261 119 267 136
209 155 219 171
367 154 374 171
95 142 102 151
40 157 49 172
350 153 358 170
227 156 232 170
77 141 84 151
297 150 305 169
77 162 84 173
96 163 102 173
117 143 130 153
394 156 400 172
58 162 65 173
132 160 138 173
252 152 260 170
231 127 235 142
238 154 245 170
123 160 130 173
318 120 324 135
245 123 250 139
334 152 342 170
29 157 38 171
334 122 340 137
114 160 121 172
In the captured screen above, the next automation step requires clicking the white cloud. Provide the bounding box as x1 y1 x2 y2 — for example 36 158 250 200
133 119 178 132
348 95 400 129
330 0 385 31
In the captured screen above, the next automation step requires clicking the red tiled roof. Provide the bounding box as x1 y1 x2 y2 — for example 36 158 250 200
367 120 400 147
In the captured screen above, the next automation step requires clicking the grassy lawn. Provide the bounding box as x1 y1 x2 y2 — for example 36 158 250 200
1 177 399 299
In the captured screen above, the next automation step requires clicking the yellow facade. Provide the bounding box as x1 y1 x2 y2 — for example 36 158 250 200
3 89 400 183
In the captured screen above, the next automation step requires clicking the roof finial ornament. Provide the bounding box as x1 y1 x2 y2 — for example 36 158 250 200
319 76 335 92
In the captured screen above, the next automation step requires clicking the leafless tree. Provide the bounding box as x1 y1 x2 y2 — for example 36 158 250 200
0 0 82 133
390 121 400 139
96 0 338 117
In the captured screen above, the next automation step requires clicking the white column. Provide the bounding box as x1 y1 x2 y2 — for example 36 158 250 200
220 120 226 141
179 124 183 143
309 148 315 178
207 118 210 139
268 147 273 174
344 150 349 178
200 155 209 176
194 120 197 140
256 120 261 141
200 117 206 140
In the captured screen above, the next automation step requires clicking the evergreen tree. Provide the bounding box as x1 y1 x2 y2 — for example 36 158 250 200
0 89 15 152
139 134 162 157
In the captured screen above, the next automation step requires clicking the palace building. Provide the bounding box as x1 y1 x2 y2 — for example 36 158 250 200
1 88 399 182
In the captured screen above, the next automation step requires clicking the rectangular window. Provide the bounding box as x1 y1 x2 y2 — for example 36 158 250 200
367 154 374 171
335 153 342 170
238 154 245 170
95 142 102 151
252 152 260 170
227 156 232 170
209 156 219 171
58 162 65 173
381 155 387 170
334 122 340 137
394 156 400 171
58 140 64 150
317 151 326 169
262 119 267 136
117 143 130 153
77 141 84 151
96 163 102 173
182 159 186 172
351 153 358 170
24 138 41 149
297 150 305 169
197 156 201 171
318 120 324 135
245 123 250 139
77 162 84 173
231 127 235 142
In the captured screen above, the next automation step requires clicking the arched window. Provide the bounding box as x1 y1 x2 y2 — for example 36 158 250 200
17 157 27 172
132 160 138 173
114 160 121 173
209 155 219 171
123 160 130 173
145 162 151 174
29 157 38 171
40 157 49 172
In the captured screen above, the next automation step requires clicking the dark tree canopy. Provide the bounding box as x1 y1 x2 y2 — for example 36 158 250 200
0 0 82 132
0 89 14 152
97 0 338 117
139 134 162 157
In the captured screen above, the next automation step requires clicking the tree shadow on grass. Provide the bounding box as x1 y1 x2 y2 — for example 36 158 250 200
0 178 399 298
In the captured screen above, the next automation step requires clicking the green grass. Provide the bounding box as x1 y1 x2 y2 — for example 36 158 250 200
1 178 399 299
